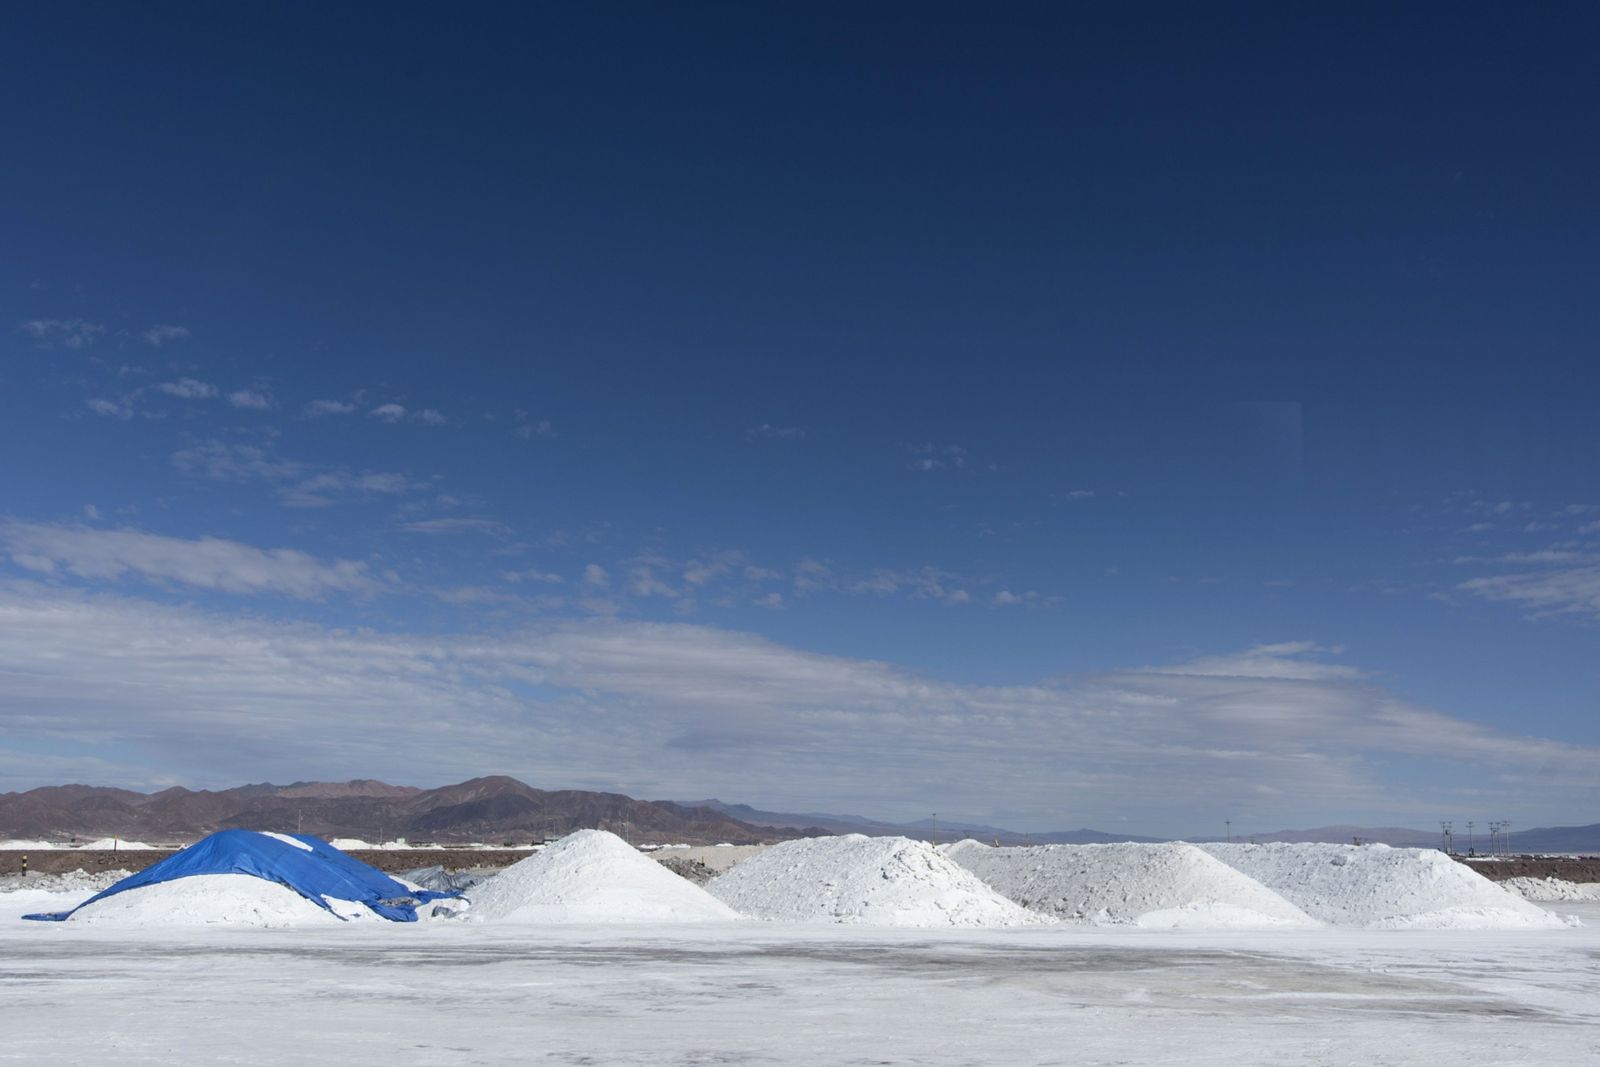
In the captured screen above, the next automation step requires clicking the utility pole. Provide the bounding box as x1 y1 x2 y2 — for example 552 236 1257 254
1225 819 1231 843
1439 821 1453 854
1466 821 1474 855
930 814 938 848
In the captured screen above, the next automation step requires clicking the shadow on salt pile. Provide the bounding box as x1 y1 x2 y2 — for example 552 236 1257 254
706 834 1051 927
464 829 739 923
942 839 1317 928
23 829 460 926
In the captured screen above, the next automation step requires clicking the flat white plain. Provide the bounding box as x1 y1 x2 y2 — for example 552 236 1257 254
2 885 1597 1065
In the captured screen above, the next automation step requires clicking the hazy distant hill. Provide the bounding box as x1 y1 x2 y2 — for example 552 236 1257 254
6 778 1594 853
0 776 782 846
1206 825 1442 847
682 799 1164 844
1494 823 1600 854
1189 824 1600 852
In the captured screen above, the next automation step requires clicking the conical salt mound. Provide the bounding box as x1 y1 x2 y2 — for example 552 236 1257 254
1201 843 1565 929
706 834 1050 927
64 874 347 926
950 842 1317 928
465 829 740 923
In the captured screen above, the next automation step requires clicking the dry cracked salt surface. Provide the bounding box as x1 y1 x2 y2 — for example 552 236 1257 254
3 843 1599 1064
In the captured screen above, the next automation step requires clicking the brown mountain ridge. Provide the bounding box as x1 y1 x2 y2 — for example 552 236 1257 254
0 776 800 846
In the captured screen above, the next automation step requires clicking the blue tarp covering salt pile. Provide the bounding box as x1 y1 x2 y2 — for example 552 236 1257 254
23 829 455 922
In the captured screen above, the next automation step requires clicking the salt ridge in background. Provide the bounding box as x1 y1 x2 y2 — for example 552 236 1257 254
1201 842 1567 929
1502 877 1600 903
707 834 1049 927
944 840 1317 928
465 829 738 923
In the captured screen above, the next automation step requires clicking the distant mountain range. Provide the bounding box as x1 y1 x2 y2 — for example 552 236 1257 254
682 800 1165 845
3 777 1596 852
0 777 784 845
674 805 1600 853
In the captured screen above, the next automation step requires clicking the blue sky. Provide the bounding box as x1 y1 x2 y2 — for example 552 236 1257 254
2 3 1597 836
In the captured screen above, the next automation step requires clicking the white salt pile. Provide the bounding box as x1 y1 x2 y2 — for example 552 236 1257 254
466 829 739 923
0 839 60 850
1202 843 1566 929
0 868 129 895
329 837 419 851
66 874 348 927
1497 876 1600 903
945 840 1316 928
706 834 1048 927
76 837 156 850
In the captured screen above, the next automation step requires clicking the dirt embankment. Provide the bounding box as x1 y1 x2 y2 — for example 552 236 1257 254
1458 856 1600 882
0 850 167 876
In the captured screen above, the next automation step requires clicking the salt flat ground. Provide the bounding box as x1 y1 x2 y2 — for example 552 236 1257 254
2 898 1598 1065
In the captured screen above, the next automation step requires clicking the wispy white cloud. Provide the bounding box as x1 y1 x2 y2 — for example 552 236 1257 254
0 523 382 599
370 403 448 425
141 324 191 347
21 319 104 349
155 377 217 400
0 588 1592 824
500 568 564 584
85 396 136 420
303 399 356 417
842 565 972 605
1459 565 1600 618
906 442 969 471
511 410 556 439
1138 641 1361 682
401 517 512 536
748 423 805 441
281 470 416 509
227 387 273 410
172 439 301 483
172 438 417 508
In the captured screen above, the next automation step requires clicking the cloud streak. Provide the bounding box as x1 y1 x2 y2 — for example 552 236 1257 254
141 324 191 347
0 523 384 599
0 584 1592 826
21 319 104 349
172 438 419 508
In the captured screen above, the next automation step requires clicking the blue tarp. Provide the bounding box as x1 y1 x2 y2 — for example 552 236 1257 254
23 829 457 922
